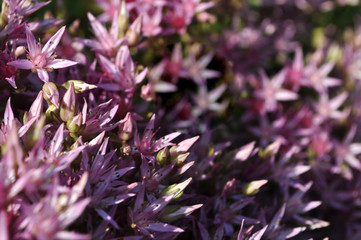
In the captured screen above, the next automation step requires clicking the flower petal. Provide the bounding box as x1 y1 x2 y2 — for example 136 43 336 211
42 26 66 57
7 59 34 69
47 59 78 69
25 26 38 55
37 69 49 82
146 222 184 233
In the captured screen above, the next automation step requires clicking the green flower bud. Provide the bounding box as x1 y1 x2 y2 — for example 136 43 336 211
242 180 268 195
66 113 83 134
118 0 128 34
161 204 203 222
62 80 97 93
160 178 192 200
126 15 142 47
173 152 189 165
157 147 170 165
25 116 45 150
45 105 61 123
43 82 59 108
60 82 78 122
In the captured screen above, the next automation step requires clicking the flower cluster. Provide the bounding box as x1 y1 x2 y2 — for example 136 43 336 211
1 0 361 239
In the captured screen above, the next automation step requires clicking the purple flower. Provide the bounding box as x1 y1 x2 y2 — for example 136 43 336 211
134 114 181 163
254 69 298 112
8 26 77 82
7 0 51 17
76 12 126 57
97 45 148 92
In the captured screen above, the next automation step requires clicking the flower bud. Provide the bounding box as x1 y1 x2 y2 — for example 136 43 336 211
157 147 170 165
28 91 44 120
242 180 268 195
60 82 78 122
43 82 59 108
161 204 203 222
160 178 192 200
126 15 142 47
120 144 132 156
62 80 97 93
25 115 45 150
45 105 61 123
140 84 155 102
118 112 133 141
172 152 189 165
66 112 83 134
118 0 128 34
0 1 9 27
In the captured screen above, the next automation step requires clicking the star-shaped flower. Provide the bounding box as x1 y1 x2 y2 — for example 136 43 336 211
8 26 77 82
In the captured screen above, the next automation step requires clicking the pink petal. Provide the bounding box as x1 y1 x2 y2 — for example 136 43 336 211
176 136 199 153
87 12 111 45
47 59 78 69
196 2 214 12
97 83 122 91
25 26 38 55
97 54 120 81
5 76 17 88
272 68 287 87
49 123 65 156
59 198 91 228
319 62 334 76
135 68 148 84
4 98 14 129
75 38 102 50
110 10 119 41
0 211 9 240
115 45 131 69
42 26 66 57
330 92 347 110
94 208 120 230
144 194 174 215
268 204 286 231
147 222 184 233
234 141 256 161
37 69 49 82
7 59 34 69
209 84 226 102
249 225 268 240
275 89 298 101
350 143 361 155
54 231 90 240
172 43 182 62
28 91 44 119
293 47 304 70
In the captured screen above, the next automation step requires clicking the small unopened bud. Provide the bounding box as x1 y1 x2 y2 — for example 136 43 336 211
60 82 78 122
66 112 83 134
222 178 236 196
140 83 155 101
28 91 44 120
157 147 169 165
118 0 128 34
25 116 45 150
126 15 142 47
161 204 203 222
62 80 97 93
242 180 268 195
172 152 189 165
160 178 192 200
118 112 133 141
45 105 61 123
120 144 132 156
43 82 59 108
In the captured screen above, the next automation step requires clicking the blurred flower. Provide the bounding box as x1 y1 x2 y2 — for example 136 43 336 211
254 69 298 112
